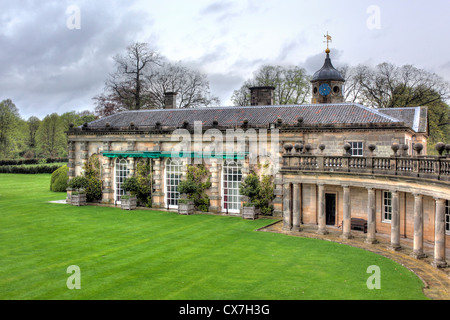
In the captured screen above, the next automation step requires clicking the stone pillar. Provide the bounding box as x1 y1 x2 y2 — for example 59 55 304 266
208 158 222 213
411 194 426 259
317 183 328 235
432 198 448 268
341 185 352 239
152 158 164 208
292 183 301 232
102 157 114 204
128 157 135 176
389 190 401 251
282 183 292 231
365 188 378 244
80 141 89 174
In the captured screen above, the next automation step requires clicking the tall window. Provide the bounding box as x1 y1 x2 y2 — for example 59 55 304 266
115 158 129 202
446 200 449 233
166 158 182 208
222 160 243 213
383 191 392 222
349 141 363 156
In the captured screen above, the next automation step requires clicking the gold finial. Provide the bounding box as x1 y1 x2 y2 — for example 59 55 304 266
324 32 332 53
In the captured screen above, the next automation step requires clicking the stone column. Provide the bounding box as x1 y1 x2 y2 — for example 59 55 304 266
208 158 222 213
317 183 328 235
432 198 448 268
411 194 426 259
128 157 135 176
365 188 378 244
389 190 401 251
282 183 292 231
341 185 352 239
152 158 164 208
101 157 114 204
292 183 301 232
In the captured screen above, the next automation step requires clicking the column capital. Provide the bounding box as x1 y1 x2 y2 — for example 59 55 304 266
433 197 446 204
412 193 423 199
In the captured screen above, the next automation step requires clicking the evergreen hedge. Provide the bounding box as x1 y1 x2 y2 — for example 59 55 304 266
0 158 68 166
0 165 62 174
50 165 69 192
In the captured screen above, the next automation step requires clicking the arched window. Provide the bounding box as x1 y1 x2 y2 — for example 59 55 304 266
222 160 243 213
165 158 182 208
115 158 129 202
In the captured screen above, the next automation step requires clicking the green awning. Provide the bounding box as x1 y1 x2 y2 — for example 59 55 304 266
102 151 248 159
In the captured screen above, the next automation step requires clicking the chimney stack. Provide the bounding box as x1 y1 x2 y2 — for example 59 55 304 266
249 86 275 106
164 92 177 109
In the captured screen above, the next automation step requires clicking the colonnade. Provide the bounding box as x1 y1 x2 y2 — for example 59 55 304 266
282 182 448 268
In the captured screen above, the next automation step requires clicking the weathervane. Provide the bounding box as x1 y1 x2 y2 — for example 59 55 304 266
324 32 332 53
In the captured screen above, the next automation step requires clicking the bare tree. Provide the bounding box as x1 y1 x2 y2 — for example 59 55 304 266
146 61 220 108
94 43 220 115
342 62 450 108
231 65 311 106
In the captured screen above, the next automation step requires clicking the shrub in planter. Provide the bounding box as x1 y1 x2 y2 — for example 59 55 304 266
121 177 138 210
239 173 275 218
50 165 69 192
71 189 87 206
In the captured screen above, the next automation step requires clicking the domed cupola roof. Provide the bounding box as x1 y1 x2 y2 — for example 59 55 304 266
311 50 344 82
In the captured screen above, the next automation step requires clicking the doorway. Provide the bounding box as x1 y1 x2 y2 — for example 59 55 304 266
325 193 336 225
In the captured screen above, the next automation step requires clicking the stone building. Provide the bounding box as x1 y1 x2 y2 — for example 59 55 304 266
67 49 449 267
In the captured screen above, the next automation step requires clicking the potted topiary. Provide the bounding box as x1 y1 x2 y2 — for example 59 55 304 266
177 179 197 215
239 173 261 219
121 177 138 210
67 176 89 206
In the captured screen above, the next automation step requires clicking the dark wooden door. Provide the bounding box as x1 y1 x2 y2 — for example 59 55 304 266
325 193 336 225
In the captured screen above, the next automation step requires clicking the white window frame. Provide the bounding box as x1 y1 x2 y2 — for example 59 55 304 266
114 158 129 204
383 191 392 222
222 159 243 214
165 158 183 209
349 141 364 157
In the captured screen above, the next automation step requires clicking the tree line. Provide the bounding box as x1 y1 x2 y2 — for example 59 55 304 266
1 42 448 160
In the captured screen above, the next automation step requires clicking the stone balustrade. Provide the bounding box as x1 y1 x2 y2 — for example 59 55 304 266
282 153 450 182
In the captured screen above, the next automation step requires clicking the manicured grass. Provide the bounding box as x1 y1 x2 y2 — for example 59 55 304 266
0 174 428 300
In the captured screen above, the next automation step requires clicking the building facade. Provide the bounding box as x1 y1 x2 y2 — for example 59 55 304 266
66 50 449 267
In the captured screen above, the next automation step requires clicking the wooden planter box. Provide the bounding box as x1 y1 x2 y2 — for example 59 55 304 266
71 193 86 206
243 206 258 220
121 196 137 210
178 202 195 215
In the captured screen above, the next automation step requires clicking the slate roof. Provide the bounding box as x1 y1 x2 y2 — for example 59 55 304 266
86 103 418 131
378 106 428 133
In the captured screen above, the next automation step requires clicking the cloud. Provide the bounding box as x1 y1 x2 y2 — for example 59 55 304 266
0 1 152 118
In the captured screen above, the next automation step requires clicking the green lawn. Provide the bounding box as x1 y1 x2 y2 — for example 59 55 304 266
0 174 428 300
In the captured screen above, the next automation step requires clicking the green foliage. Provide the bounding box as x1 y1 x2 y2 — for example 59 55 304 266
82 154 102 202
180 165 211 212
240 173 275 215
122 177 139 195
0 164 62 174
67 176 89 190
50 165 69 192
135 158 152 206
36 113 66 158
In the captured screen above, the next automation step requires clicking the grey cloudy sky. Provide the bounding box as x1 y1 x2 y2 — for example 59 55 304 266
1 0 449 119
